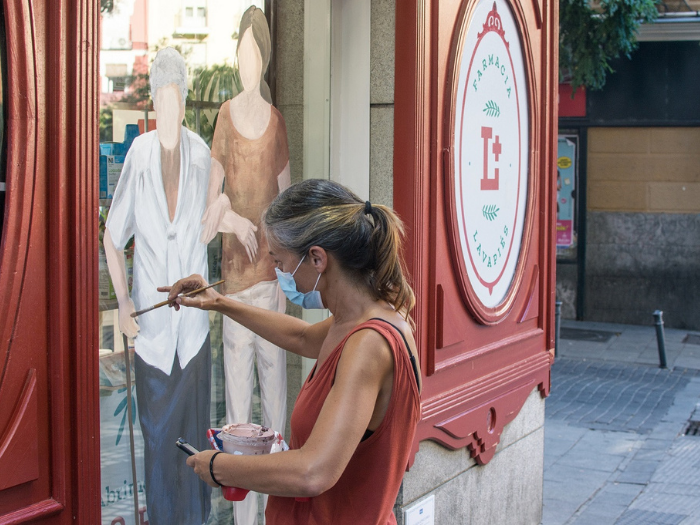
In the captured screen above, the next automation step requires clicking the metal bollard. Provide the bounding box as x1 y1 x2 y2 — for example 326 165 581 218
555 301 562 358
653 310 668 369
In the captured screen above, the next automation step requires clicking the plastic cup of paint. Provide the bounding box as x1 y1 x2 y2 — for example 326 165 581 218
218 423 275 501
219 423 275 456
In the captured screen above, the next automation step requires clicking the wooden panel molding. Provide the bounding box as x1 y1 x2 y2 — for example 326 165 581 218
434 355 549 464
0 0 46 519
0 0 39 393
0 0 100 522
518 265 540 323
395 0 556 466
0 499 64 525
0 370 39 491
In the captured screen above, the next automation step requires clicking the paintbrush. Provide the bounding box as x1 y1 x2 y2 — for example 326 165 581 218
130 279 225 318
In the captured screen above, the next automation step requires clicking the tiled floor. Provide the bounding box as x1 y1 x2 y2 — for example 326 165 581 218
543 320 700 525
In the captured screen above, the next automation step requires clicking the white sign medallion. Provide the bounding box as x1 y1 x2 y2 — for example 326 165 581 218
453 0 529 309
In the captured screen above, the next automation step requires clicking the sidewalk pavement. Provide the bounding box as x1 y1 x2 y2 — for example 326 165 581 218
542 319 700 525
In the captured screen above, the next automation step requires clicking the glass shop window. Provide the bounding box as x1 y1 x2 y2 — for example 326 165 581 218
97 2 268 524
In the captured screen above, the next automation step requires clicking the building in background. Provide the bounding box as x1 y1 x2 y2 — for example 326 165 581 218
557 0 700 330
100 0 264 142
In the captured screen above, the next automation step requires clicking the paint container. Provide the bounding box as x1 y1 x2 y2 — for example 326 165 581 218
217 424 275 501
222 486 250 502
219 423 275 456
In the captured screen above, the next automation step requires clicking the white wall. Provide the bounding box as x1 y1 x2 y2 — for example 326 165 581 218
300 0 372 379
329 0 371 200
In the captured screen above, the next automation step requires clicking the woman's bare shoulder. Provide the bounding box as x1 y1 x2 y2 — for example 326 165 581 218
366 310 414 341
340 327 394 373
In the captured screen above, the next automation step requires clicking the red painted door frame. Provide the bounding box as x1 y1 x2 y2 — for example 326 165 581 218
0 0 100 522
395 0 557 465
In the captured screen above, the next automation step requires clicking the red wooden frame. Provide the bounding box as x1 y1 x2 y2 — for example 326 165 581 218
395 0 557 466
0 0 100 522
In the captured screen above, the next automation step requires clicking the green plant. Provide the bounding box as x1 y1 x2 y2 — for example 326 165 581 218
119 72 151 109
185 64 242 147
99 107 113 143
559 0 659 92
113 385 137 446
196 63 241 103
100 0 114 14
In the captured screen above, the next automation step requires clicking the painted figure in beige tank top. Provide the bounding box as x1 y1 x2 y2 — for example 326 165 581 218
199 7 290 525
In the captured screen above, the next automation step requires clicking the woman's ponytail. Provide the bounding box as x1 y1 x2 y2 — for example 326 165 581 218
365 204 415 320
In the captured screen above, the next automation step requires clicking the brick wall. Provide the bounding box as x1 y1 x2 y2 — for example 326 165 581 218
587 127 700 214
583 127 700 330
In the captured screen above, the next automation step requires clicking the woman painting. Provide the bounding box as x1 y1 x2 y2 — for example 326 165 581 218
164 179 422 524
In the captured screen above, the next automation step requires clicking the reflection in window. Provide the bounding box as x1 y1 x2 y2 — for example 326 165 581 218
0 2 6 245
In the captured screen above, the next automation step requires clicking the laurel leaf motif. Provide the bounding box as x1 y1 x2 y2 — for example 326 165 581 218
482 204 500 221
483 100 500 118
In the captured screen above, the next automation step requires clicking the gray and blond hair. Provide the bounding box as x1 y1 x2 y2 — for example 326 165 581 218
263 179 415 319
150 47 188 107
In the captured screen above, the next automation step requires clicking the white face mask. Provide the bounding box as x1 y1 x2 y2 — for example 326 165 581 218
275 255 324 309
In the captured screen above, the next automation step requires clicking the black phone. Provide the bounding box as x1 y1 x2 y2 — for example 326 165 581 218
176 438 199 456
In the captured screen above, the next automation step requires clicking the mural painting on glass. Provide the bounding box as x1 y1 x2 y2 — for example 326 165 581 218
200 6 291 524
104 47 213 525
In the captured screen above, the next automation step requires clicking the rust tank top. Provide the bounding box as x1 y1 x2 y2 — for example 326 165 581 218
265 319 421 525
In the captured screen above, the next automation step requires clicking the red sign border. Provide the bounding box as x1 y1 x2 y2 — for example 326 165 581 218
444 0 539 325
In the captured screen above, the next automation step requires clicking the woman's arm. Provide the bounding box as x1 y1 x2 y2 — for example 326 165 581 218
186 328 393 496
161 274 330 359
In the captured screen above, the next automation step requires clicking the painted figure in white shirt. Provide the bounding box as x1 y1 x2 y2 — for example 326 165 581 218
200 7 290 525
103 47 212 525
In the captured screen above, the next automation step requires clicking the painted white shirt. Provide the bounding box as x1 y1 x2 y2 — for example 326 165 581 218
106 127 210 374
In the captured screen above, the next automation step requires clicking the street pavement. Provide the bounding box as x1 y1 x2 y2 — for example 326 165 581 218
542 319 700 525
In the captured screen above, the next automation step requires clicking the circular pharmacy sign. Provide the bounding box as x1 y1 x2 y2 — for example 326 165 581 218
451 0 530 312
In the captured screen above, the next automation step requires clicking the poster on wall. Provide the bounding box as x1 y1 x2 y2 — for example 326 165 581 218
556 136 577 254
451 0 530 312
